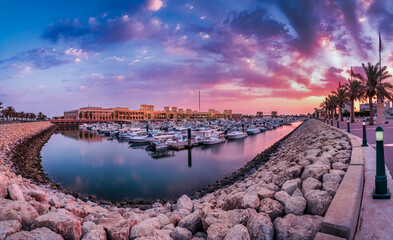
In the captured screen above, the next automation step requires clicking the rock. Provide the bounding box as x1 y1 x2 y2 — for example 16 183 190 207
281 178 301 195
65 204 86 218
284 196 306 216
0 199 39 229
32 210 82 240
274 191 290 205
274 214 323 240
7 184 25 201
130 217 161 239
178 210 202 234
258 198 284 221
105 219 137 240
332 162 348 171
224 224 250 240
0 183 8 198
0 220 22 240
6 227 63 240
82 225 107 240
301 177 322 194
175 195 193 212
27 190 50 203
241 192 260 209
291 188 303 197
246 212 274 240
163 223 175 231
304 190 332 216
329 169 345 178
227 209 252 226
49 198 66 208
28 201 50 215
301 161 330 181
223 191 246 210
256 188 275 199
157 214 171 228
206 223 230 240
169 213 182 226
82 221 96 236
194 232 207 239
172 227 192 240
323 173 342 184
175 209 192 219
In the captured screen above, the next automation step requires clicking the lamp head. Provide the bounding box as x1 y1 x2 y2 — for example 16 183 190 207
363 120 366 126
376 126 384 141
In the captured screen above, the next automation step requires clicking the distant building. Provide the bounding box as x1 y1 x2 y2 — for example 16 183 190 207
256 112 263 117
64 105 239 121
360 103 377 113
271 111 278 118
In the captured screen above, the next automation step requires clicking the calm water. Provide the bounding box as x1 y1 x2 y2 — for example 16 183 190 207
41 122 301 201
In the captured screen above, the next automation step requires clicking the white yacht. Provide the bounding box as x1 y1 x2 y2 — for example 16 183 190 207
202 136 226 145
226 131 248 139
246 127 260 135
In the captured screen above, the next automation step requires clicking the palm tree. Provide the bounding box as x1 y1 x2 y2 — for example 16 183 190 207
319 98 328 119
331 84 348 121
353 62 392 125
326 95 338 120
3 106 16 123
345 78 365 123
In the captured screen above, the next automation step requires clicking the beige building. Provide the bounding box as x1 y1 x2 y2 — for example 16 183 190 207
64 105 239 121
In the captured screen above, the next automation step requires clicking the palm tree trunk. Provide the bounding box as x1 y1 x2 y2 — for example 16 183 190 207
369 96 374 125
334 108 337 120
350 100 355 123
377 97 386 124
339 106 343 121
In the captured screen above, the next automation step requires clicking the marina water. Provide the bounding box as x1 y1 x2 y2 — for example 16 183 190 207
41 122 301 201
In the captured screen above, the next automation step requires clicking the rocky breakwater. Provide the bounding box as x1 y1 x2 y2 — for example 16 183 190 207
0 120 351 240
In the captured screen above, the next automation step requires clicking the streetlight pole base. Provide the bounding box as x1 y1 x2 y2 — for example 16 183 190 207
373 188 391 199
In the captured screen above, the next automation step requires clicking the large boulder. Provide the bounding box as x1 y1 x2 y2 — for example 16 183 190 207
6 227 63 240
284 196 306 216
273 214 323 240
258 198 284 221
224 224 250 240
32 210 82 240
256 188 275 199
222 192 246 210
178 210 202 234
174 195 193 212
332 162 348 171
304 190 332 216
281 179 301 195
130 217 161 239
301 177 321 194
0 220 22 240
0 199 39 229
7 184 25 201
0 183 9 198
246 212 274 240
27 190 50 204
273 191 290 206
301 162 330 181
82 225 107 240
322 172 342 196
172 227 192 240
241 192 260 209
207 223 230 240
105 219 137 240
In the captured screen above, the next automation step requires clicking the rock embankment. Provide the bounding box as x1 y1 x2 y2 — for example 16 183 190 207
0 120 351 239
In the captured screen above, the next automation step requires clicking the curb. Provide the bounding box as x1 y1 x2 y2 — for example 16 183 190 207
315 120 365 240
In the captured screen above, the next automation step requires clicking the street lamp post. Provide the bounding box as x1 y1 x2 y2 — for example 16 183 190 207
331 118 333 126
337 120 339 128
362 120 368 147
373 126 391 199
347 120 350 133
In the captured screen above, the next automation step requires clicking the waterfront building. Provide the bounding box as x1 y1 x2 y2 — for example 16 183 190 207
63 105 239 121
271 111 278 118
256 112 263 117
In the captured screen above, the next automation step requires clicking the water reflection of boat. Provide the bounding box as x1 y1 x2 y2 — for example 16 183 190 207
202 136 226 145
148 150 175 159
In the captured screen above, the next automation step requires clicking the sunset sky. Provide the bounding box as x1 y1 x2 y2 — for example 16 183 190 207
1 0 393 116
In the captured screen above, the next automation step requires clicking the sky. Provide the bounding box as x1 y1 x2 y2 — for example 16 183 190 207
1 0 393 116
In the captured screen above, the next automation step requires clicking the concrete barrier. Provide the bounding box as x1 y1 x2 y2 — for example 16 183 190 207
317 123 365 239
314 232 346 240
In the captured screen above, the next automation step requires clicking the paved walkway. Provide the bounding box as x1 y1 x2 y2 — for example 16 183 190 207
324 119 393 239
329 119 393 176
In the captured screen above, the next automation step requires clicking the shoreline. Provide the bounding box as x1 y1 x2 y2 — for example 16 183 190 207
9 121 305 208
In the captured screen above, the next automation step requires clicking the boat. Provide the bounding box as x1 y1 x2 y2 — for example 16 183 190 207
246 127 260 135
129 134 153 143
259 127 266 132
226 131 248 139
167 138 189 149
202 136 226 145
151 141 169 151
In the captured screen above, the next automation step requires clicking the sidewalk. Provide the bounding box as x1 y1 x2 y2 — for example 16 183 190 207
353 134 393 239
330 119 393 177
